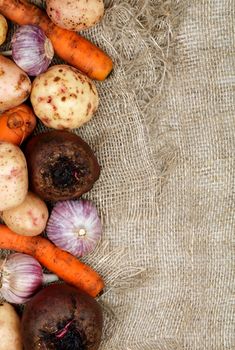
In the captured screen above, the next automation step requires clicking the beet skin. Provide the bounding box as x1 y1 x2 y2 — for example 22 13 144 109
24 131 100 201
21 283 103 350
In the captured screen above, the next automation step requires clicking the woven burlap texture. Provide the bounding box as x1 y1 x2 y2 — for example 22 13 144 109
1 0 234 349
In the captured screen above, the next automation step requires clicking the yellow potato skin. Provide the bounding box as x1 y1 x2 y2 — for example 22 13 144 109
2 192 49 236
46 0 104 31
0 14 8 45
0 303 23 350
0 55 31 113
30 65 99 130
0 142 28 211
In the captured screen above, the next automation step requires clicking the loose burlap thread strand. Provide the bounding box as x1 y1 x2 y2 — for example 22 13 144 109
1 1 234 349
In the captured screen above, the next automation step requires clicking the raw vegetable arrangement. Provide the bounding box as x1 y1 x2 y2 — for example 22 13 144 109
0 1 113 349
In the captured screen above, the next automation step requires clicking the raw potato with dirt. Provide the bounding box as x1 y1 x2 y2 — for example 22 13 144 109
2 192 49 236
46 0 105 31
0 55 31 113
0 142 28 211
0 14 8 45
0 303 23 350
30 65 99 130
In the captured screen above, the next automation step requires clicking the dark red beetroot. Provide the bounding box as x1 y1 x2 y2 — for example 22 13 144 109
21 283 103 350
24 130 100 201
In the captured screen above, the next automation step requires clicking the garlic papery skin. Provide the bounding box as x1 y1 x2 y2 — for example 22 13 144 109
11 25 54 76
0 253 58 304
46 199 102 257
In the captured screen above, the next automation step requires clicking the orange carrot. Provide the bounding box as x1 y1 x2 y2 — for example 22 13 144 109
0 104 36 146
0 225 104 297
0 104 36 145
0 0 113 81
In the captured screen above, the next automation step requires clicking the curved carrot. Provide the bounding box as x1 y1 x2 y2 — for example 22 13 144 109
0 225 104 297
0 0 113 81
0 104 36 145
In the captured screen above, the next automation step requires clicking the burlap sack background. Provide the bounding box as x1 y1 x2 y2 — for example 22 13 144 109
1 0 234 349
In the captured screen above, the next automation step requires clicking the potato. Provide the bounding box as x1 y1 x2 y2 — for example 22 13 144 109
46 0 104 31
0 142 28 211
0 14 8 45
30 65 99 130
0 55 31 113
0 303 23 350
2 192 49 236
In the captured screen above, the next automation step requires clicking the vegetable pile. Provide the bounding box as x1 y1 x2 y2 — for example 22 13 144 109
0 1 111 349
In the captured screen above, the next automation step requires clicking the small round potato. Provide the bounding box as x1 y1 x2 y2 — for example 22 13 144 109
46 0 104 31
2 192 49 236
30 65 99 130
0 55 31 113
0 303 23 350
0 14 8 45
0 142 28 211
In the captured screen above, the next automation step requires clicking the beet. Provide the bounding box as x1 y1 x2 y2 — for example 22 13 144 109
21 284 103 350
24 131 100 201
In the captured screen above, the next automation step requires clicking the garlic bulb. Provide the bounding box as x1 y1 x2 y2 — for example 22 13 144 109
46 199 102 257
0 253 58 304
11 25 54 76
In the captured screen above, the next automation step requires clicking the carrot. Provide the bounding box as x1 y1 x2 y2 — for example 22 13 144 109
0 225 104 297
0 0 113 81
0 104 36 146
